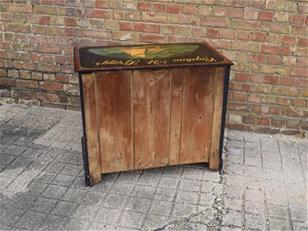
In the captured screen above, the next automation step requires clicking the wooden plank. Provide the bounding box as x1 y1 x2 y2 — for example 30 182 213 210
169 68 184 164
180 67 215 164
133 69 170 169
82 73 101 184
95 71 133 173
209 67 225 170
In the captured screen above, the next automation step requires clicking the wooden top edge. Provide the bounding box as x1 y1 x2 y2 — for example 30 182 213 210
74 42 233 72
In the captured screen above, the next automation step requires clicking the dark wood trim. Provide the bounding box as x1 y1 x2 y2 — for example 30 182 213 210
74 42 233 73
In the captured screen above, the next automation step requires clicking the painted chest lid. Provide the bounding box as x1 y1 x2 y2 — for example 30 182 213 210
74 42 232 72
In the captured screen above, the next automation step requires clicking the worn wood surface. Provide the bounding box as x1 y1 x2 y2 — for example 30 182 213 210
169 69 184 164
82 73 101 184
180 67 214 164
209 67 225 170
95 71 133 173
133 70 170 169
82 66 226 182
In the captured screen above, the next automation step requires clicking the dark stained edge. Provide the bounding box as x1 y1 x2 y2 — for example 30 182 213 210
219 65 231 172
74 42 233 73
79 74 91 186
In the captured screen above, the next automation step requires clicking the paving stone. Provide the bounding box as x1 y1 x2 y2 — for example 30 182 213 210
162 166 183 177
15 211 47 230
62 187 87 201
104 193 127 209
31 198 57 213
172 203 197 219
221 210 242 228
126 197 151 213
144 214 169 230
269 217 292 230
42 184 67 199
119 211 146 229
72 203 100 221
64 218 90 230
182 167 204 180
138 173 160 187
52 174 75 186
130 185 155 199
94 207 121 225
0 208 24 226
110 183 134 195
149 200 173 216
154 187 176 202
179 179 201 192
81 191 105 204
0 154 16 166
245 200 265 215
199 193 215 207
267 203 288 219
245 213 266 230
158 176 179 189
36 172 57 184
51 201 77 217
38 215 68 230
176 191 199 204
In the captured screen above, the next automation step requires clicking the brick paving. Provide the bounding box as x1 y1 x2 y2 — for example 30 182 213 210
0 104 307 230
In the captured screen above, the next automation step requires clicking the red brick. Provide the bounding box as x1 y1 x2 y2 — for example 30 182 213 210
152 3 165 13
38 44 61 54
235 73 251 82
16 79 38 89
297 38 308 47
137 2 151 11
237 31 250 41
264 75 279 85
139 34 165 43
167 4 181 14
39 16 50 25
229 8 244 18
182 5 197 15
40 81 63 91
64 18 77 27
261 45 290 55
258 11 273 21
251 32 266 42
0 78 16 87
267 55 282 65
200 16 229 28
271 118 285 128
257 118 270 126
269 107 282 115
289 15 305 25
86 9 112 19
119 22 133 31
282 107 303 117
133 23 160 33
291 99 306 107
250 54 266 63
242 115 256 124
281 35 297 46
207 28 220 38
8 4 32 13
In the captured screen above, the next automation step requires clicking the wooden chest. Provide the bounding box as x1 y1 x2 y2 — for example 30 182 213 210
74 42 232 186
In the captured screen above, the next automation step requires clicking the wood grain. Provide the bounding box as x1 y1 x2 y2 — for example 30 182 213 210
133 69 170 169
95 71 133 173
169 68 184 164
82 73 101 184
180 67 214 164
209 67 225 170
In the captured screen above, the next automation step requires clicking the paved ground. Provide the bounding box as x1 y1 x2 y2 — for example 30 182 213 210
0 103 307 231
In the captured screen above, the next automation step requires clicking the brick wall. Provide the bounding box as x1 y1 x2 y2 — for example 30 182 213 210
0 0 307 135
